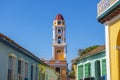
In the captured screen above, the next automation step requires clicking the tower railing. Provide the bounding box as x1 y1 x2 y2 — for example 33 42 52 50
97 0 119 17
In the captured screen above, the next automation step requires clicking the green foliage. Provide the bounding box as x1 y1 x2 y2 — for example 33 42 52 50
68 71 75 78
78 45 99 56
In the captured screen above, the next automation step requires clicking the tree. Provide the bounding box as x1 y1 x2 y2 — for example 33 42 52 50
78 45 99 56
68 70 75 78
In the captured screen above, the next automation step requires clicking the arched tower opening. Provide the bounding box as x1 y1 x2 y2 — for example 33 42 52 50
58 36 62 44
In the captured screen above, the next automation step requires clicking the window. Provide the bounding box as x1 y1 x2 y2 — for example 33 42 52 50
78 65 83 80
18 60 23 80
85 63 91 78
46 74 48 80
25 62 28 80
58 36 62 44
31 65 33 80
8 56 13 80
8 56 16 80
58 78 61 80
41 73 45 80
58 21 61 25
18 60 22 74
55 67 60 74
39 67 45 80
35 66 38 80
102 59 106 76
57 50 61 54
39 71 41 80
58 29 62 34
95 60 101 80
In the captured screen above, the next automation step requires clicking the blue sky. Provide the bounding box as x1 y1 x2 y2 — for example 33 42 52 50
0 0 105 69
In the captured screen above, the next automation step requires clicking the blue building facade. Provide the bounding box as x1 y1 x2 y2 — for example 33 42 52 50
0 33 58 80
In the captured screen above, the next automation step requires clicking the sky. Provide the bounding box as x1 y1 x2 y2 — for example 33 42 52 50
0 0 105 69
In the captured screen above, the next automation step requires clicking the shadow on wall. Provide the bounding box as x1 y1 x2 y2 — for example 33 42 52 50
117 30 120 79
79 77 95 80
79 76 107 80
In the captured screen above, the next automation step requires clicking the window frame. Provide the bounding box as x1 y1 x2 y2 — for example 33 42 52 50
8 53 17 80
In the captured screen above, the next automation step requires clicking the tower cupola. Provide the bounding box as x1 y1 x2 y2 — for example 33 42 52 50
53 14 65 26
55 14 64 20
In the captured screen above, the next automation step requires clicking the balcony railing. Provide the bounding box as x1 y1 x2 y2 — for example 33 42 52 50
52 42 66 47
97 0 119 17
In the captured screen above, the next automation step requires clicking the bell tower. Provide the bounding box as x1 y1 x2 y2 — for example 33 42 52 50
45 14 67 80
52 14 66 60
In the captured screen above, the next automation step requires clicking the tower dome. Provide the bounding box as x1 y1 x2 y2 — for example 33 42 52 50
55 14 64 20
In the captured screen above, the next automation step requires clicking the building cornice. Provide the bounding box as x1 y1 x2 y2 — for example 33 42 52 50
52 43 67 47
104 13 120 25
97 1 120 23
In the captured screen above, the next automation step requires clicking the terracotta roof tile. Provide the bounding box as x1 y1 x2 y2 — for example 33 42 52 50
80 45 105 59
72 45 105 63
55 14 64 20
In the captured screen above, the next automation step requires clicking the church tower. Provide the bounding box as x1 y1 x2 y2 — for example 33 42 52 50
52 14 66 61
45 14 67 80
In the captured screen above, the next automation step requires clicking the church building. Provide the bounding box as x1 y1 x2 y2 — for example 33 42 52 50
45 14 68 80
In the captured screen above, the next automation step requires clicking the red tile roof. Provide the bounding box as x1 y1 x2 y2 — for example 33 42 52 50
80 45 105 59
55 14 64 20
72 45 105 63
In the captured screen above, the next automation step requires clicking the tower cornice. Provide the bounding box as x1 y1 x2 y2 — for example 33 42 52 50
52 43 67 47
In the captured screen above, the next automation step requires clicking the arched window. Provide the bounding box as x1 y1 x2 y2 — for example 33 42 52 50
57 50 61 54
31 65 34 80
58 36 62 44
85 63 91 78
95 60 101 80
8 54 17 80
58 21 61 25
58 29 62 34
78 65 83 80
55 67 60 73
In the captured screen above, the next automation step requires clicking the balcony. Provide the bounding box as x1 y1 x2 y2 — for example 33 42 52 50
97 0 120 23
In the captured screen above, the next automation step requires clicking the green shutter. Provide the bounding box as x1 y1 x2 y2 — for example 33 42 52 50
78 65 83 80
85 63 91 78
102 59 106 76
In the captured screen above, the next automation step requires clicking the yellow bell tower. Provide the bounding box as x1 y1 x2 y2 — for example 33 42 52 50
45 14 67 80
52 14 66 61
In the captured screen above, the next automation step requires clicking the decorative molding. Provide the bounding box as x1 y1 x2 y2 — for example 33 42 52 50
104 13 120 25
8 53 17 58
97 0 119 17
18 58 24 61
24 60 29 63
52 43 67 47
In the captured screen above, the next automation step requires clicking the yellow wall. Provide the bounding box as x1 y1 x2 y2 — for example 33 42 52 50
109 19 120 80
38 64 46 74
55 47 64 60
72 64 77 77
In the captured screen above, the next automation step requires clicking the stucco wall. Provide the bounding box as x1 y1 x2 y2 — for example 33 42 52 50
77 51 106 80
109 19 120 80
0 41 39 80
